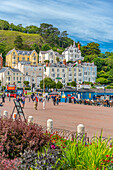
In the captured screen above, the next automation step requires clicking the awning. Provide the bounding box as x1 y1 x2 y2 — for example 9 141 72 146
56 77 62 79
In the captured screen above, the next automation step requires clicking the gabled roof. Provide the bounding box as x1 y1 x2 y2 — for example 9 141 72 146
0 67 22 73
6 49 36 56
0 67 8 73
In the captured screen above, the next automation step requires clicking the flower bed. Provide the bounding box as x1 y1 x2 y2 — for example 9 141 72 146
1 117 113 169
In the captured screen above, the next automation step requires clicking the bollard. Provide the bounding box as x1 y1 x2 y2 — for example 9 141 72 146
47 119 53 133
13 113 17 120
43 99 46 109
77 124 85 136
28 116 33 124
3 111 8 118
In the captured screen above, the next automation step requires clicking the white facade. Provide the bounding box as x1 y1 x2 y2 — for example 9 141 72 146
44 62 97 86
39 49 63 64
62 43 84 62
0 67 24 87
15 63 43 88
44 64 67 86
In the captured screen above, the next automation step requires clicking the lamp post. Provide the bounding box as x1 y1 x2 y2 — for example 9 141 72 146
43 65 45 109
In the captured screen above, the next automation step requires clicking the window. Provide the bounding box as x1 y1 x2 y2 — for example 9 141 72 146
84 72 87 75
33 62 36 64
26 72 28 76
63 74 65 78
69 68 71 71
57 69 59 72
78 73 82 76
17 73 18 75
17 77 18 80
62 69 65 72
52 74 55 77
74 73 76 76
20 77 21 80
8 77 10 81
57 74 60 77
27 58 29 61
13 73 15 75
39 68 42 71
13 77 15 80
79 69 81 72
70 50 73 53
74 68 76 71
18 57 19 62
52 68 54 72
13 56 16 59
69 74 72 76
8 71 10 75
33 57 36 60
22 57 25 61
13 52 15 55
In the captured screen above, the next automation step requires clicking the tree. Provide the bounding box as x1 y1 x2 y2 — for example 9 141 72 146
40 77 56 89
41 44 51 51
31 43 40 54
93 58 106 72
70 81 76 87
14 36 23 49
96 77 108 84
56 81 63 89
56 57 60 63
81 42 101 57
23 81 29 87
0 20 9 30
83 54 98 63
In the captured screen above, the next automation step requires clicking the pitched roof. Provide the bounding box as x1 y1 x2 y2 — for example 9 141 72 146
10 68 21 73
6 49 36 56
0 67 22 73
0 67 8 73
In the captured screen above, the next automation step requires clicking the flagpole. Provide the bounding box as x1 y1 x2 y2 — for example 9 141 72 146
43 65 45 109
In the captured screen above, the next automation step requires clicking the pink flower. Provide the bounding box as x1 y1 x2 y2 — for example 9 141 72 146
51 145 55 149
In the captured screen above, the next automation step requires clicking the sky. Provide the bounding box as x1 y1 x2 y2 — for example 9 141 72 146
0 0 113 53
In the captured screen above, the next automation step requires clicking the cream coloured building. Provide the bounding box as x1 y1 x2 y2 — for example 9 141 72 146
15 63 43 88
6 48 38 68
39 49 63 64
44 64 67 86
0 67 24 87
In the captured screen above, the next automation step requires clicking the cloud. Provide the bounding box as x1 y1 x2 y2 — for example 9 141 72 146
0 0 113 51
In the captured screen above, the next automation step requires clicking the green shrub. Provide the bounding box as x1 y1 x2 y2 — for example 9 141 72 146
0 118 50 159
25 87 31 90
59 135 113 170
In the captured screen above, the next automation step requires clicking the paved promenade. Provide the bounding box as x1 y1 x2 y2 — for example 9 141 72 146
1 97 113 138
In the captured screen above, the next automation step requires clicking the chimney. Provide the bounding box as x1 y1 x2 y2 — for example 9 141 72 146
78 43 80 50
78 60 81 64
63 59 66 65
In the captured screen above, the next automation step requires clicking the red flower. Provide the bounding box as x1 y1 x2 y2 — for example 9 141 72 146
111 161 113 163
106 155 110 158
106 160 110 163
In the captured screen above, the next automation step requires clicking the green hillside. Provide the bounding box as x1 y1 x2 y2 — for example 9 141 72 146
0 30 45 52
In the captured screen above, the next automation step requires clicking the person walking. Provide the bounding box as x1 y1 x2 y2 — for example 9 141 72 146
21 94 25 108
56 96 59 105
52 95 56 106
2 92 6 103
33 94 38 110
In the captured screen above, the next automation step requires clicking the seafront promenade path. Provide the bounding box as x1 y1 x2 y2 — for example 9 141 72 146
1 97 113 138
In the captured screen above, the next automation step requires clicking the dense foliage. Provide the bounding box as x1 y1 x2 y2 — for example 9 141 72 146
40 77 56 89
0 118 50 159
